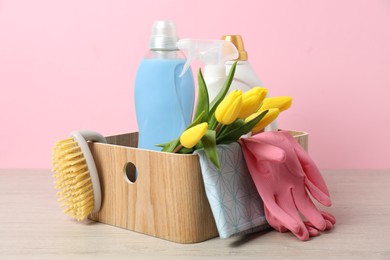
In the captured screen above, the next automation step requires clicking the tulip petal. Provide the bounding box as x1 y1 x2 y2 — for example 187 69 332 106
180 122 209 148
259 96 292 112
238 87 268 119
215 90 243 125
251 108 280 134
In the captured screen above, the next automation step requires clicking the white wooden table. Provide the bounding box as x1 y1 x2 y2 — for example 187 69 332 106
0 169 389 259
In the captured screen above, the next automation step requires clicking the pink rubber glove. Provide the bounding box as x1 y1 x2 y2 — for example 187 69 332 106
240 131 335 240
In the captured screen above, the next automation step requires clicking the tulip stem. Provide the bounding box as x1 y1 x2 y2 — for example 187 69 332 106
215 123 223 135
172 144 183 153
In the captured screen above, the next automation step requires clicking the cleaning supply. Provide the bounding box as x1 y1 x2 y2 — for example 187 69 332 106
222 35 278 131
52 130 107 221
240 131 335 240
134 21 195 151
176 38 238 102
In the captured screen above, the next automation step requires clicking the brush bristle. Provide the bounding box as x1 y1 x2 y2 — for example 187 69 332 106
52 137 94 221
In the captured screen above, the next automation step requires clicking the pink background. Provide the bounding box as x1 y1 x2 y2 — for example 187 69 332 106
1 0 389 169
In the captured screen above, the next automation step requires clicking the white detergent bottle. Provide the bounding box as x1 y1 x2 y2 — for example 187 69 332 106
177 39 238 102
222 35 278 131
134 21 195 151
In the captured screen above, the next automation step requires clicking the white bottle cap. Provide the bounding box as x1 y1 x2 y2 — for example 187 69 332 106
149 20 178 51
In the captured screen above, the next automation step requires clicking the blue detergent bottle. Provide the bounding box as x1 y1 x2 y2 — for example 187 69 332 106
134 21 195 151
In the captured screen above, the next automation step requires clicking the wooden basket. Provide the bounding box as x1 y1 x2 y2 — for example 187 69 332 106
88 130 308 244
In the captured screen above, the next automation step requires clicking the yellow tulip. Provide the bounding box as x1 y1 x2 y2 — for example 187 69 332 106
215 90 243 125
246 108 280 134
259 96 292 112
237 87 268 119
180 122 208 148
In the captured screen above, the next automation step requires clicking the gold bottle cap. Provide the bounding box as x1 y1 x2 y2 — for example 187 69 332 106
222 35 248 61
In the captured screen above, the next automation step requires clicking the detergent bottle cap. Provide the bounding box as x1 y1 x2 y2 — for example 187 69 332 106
177 39 238 77
149 20 179 51
222 35 248 61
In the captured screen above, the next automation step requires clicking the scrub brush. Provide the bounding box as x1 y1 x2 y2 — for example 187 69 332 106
52 131 107 221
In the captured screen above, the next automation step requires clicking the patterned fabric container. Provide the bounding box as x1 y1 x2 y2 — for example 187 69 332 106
195 142 269 239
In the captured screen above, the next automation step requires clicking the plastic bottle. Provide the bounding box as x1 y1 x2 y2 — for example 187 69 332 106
134 21 195 151
177 39 238 102
222 35 278 131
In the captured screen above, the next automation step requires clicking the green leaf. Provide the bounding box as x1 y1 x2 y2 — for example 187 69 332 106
189 110 205 128
158 138 180 152
208 62 237 120
177 147 194 154
194 141 203 150
201 130 220 169
193 69 209 122
208 114 218 130
216 110 268 144
219 119 245 136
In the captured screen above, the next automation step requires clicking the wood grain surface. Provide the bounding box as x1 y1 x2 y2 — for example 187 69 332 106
89 141 218 243
0 169 389 259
